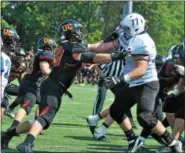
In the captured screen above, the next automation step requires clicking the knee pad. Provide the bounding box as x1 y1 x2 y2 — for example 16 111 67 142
137 112 158 129
21 92 36 114
1 95 9 109
110 103 124 124
36 117 48 129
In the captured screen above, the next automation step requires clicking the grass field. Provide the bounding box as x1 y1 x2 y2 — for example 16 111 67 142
2 83 163 152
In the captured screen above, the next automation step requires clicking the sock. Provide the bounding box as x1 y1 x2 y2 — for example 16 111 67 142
8 102 19 111
140 128 151 139
102 123 109 128
93 114 101 122
7 127 18 137
161 130 175 146
24 134 35 144
151 132 167 145
10 120 20 128
125 129 136 141
162 118 169 128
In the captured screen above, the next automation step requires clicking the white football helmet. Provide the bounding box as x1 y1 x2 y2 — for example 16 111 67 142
120 13 145 39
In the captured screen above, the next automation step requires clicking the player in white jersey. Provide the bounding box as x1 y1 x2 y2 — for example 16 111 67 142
87 13 182 152
1 52 11 97
1 27 19 119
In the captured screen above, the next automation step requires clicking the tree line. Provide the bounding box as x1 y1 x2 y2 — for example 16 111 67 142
1 1 184 55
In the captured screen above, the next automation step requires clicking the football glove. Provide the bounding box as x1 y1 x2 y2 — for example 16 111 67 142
104 76 126 88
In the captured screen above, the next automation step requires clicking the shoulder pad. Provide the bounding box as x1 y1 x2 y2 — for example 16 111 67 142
72 43 89 53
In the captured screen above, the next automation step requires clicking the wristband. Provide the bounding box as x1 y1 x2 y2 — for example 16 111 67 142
167 88 180 97
124 74 131 83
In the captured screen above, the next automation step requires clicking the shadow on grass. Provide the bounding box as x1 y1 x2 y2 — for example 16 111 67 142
87 143 126 152
64 135 98 141
2 148 18 153
52 123 87 128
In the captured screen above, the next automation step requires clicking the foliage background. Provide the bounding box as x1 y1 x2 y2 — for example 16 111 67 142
1 1 184 55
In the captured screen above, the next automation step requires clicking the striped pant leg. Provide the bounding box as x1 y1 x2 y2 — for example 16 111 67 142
92 79 107 115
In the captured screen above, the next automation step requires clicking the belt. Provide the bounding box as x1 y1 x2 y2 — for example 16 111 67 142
59 81 73 99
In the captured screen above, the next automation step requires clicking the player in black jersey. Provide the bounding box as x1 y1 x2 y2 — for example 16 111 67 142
2 37 56 141
2 19 126 153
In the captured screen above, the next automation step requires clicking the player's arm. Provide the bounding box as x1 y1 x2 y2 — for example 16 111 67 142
104 47 149 88
72 43 124 64
88 39 118 53
126 55 149 81
39 61 51 75
38 51 55 75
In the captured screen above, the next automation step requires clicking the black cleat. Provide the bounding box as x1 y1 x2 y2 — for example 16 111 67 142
170 140 182 153
128 137 144 152
86 118 96 135
16 143 33 153
156 140 183 153
1 132 13 149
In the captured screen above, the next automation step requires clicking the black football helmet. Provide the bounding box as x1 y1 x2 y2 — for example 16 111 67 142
37 37 57 51
1 27 19 51
58 19 82 43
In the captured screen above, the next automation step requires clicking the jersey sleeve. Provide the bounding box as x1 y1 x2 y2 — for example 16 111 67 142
72 43 89 53
130 35 156 56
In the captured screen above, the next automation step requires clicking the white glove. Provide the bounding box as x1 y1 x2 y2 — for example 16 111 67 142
174 65 184 76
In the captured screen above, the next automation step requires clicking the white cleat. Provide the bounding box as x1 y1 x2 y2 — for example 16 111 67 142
5 110 15 119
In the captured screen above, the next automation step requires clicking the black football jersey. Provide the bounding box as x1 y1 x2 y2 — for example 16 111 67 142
49 42 82 89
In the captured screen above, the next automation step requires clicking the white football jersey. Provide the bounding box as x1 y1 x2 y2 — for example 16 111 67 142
1 51 11 99
119 32 158 87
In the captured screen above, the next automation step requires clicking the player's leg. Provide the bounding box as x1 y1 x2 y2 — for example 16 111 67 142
87 78 107 134
131 82 182 152
16 78 62 153
1 95 9 120
1 120 34 149
173 108 184 140
7 93 36 131
109 86 137 151
5 97 21 119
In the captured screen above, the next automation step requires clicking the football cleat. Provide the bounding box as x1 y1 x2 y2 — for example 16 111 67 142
86 116 98 135
1 132 13 149
156 140 182 153
128 137 144 152
16 142 33 153
5 109 15 119
93 131 106 141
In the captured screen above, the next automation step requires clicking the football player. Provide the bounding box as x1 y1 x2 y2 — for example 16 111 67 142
87 13 182 152
1 27 19 120
3 37 56 135
1 19 125 153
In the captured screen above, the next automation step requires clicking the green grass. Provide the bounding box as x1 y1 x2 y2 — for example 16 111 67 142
2 84 162 152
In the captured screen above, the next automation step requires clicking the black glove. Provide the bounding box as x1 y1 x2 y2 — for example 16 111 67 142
111 52 127 61
104 76 126 88
5 84 19 96
103 31 119 43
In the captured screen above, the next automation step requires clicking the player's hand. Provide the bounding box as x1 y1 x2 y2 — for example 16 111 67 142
174 65 184 76
104 76 126 88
